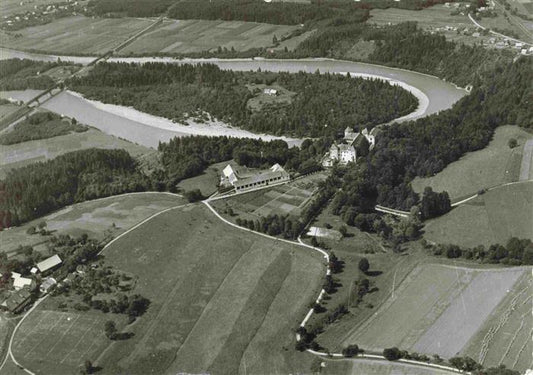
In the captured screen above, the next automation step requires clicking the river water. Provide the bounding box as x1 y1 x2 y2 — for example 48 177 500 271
0 48 467 149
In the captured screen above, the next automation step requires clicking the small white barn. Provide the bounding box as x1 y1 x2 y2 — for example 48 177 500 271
36 254 62 274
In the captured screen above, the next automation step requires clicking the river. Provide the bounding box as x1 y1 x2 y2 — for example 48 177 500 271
0 48 467 149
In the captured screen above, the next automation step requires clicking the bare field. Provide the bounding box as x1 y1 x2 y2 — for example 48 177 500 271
463 271 533 373
341 264 526 359
412 125 532 200
121 19 302 54
424 181 533 247
0 192 185 254
0 16 153 55
0 128 151 179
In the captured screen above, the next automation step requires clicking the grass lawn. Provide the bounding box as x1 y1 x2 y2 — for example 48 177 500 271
176 160 228 197
462 271 532 373
412 125 533 200
338 264 525 358
0 128 151 179
212 172 326 222
0 192 185 255
41 204 324 375
0 103 20 121
424 181 533 247
0 16 153 55
120 19 303 54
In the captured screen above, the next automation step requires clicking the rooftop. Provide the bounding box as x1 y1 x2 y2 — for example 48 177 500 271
37 254 62 273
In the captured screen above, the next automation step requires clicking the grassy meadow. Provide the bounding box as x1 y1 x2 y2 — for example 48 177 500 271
412 125 532 200
424 181 533 247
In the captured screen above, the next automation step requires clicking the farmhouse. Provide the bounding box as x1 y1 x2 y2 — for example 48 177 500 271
36 254 62 274
40 277 57 293
0 289 32 314
11 272 34 291
221 163 290 192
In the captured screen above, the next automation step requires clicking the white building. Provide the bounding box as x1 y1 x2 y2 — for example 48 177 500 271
263 88 278 96
322 126 375 167
11 272 33 291
36 254 62 274
221 163 290 192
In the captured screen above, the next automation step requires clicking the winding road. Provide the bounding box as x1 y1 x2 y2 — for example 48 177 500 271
0 41 473 375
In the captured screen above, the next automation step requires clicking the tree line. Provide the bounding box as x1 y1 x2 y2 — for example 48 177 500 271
0 58 69 90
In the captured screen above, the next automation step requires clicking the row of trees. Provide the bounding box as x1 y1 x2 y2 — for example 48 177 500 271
235 214 304 239
67 62 417 138
428 237 533 265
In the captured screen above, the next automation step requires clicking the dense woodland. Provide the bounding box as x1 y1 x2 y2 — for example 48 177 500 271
67 62 417 137
87 0 442 22
0 59 64 90
0 149 150 228
0 111 88 145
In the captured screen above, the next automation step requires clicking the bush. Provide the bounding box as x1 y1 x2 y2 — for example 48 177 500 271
508 138 518 148
183 189 204 202
383 347 402 361
358 257 369 273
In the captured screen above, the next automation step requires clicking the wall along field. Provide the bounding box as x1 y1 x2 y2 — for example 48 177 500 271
11 204 324 374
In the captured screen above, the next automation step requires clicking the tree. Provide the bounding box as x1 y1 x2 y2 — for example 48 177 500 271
339 225 347 237
508 138 517 148
358 257 369 273
38 221 47 229
342 344 361 357
104 320 117 339
383 347 402 361
83 360 93 374
26 226 36 235
184 189 204 202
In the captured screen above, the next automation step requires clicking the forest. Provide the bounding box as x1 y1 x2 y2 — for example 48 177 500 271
0 59 67 90
67 62 417 138
87 0 177 17
0 111 88 145
0 149 151 228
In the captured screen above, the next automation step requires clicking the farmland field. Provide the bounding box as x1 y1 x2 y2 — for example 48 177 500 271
424 181 533 247
463 271 533 372
322 359 459 375
121 19 303 54
11 204 324 374
212 172 326 221
0 192 185 255
0 16 153 55
0 16 306 55
339 264 527 360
